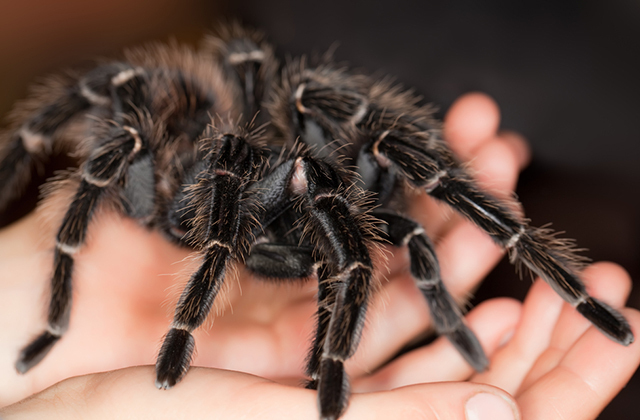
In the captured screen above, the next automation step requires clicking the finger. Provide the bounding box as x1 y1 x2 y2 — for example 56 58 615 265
517 263 632 392
0 365 521 420
0 366 314 420
470 137 521 197
517 308 640 420
427 132 522 244
348 382 520 420
549 262 632 351
472 278 565 394
353 298 521 392
444 92 501 162
411 92 503 239
363 138 523 372
497 130 531 170
434 220 503 297
0 212 54 405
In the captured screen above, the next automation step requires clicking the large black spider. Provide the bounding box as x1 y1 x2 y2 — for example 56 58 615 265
0 24 633 420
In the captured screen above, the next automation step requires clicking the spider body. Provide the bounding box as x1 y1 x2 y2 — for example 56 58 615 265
0 24 633 420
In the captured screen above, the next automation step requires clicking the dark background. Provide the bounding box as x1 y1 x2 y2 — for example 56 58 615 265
1 0 639 417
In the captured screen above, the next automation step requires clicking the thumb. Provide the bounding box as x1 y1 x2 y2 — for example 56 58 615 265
0 366 519 420
348 382 520 420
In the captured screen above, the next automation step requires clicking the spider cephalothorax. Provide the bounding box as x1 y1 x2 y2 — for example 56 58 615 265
0 23 633 420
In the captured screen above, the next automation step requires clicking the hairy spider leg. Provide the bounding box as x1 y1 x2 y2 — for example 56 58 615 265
14 59 220 373
12 63 157 373
292 156 374 420
160 27 277 245
302 264 333 389
156 148 377 420
203 23 278 124
15 120 152 373
155 133 269 388
372 129 634 346
0 63 140 214
373 209 489 371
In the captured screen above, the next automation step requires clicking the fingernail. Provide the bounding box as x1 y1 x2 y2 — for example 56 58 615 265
465 392 518 420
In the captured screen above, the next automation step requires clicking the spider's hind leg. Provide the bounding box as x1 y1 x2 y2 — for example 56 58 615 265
203 23 277 123
0 63 142 215
374 210 488 371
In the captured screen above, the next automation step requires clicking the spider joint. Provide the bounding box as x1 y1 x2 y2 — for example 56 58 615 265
206 239 233 251
111 67 145 87
424 170 448 192
505 226 526 250
56 241 80 255
401 226 425 247
79 80 111 106
19 127 49 154
228 50 265 65
295 84 310 114
122 126 143 155
82 171 113 187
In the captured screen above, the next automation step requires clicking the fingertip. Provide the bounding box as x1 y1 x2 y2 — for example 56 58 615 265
349 382 520 420
466 298 523 356
444 92 501 161
465 391 521 420
581 262 633 306
498 130 531 170
353 297 523 391
469 298 523 332
472 139 521 195
518 308 640 420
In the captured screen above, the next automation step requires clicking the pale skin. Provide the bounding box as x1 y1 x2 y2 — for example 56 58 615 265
0 93 638 419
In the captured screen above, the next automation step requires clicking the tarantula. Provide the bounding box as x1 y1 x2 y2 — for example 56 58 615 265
0 24 633 420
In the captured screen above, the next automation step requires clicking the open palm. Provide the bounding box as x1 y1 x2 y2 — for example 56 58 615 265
1 93 638 420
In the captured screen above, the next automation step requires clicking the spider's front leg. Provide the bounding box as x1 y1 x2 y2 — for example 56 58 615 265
286 156 375 420
155 131 270 388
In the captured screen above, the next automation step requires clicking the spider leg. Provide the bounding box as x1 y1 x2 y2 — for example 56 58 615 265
155 132 270 388
373 209 488 371
203 23 277 124
245 243 317 279
245 244 337 393
0 63 143 214
15 122 150 373
304 263 336 391
291 156 374 420
371 131 634 346
245 240 331 389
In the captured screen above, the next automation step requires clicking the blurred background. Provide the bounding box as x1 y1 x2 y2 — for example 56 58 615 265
1 0 639 417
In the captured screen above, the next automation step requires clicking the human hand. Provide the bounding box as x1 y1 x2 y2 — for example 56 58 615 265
3 263 638 419
2 93 637 420
0 92 516 400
